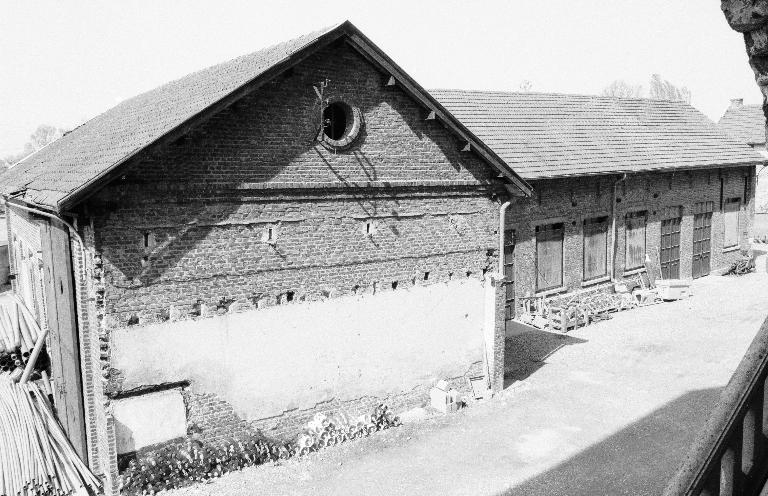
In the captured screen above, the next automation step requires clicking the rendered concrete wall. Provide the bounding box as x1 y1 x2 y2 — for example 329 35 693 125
113 389 187 454
110 278 484 422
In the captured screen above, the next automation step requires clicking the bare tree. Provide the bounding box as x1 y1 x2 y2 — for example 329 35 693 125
601 80 644 98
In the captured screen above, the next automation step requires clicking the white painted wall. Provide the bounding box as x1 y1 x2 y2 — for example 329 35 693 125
113 389 187 454
111 278 485 421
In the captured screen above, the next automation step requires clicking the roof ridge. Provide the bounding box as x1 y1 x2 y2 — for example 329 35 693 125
429 88 696 105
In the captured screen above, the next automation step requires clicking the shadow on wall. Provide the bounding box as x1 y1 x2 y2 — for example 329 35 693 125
504 324 587 389
96 44 491 298
497 387 723 496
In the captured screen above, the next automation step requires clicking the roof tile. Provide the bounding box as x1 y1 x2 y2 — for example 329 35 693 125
431 90 765 179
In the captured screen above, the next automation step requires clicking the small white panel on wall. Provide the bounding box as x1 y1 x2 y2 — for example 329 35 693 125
113 388 187 455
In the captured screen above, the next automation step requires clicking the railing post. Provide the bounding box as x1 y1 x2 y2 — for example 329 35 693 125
721 446 736 496
762 376 768 439
743 405 757 476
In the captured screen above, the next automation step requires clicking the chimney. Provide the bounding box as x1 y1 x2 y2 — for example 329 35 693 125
730 98 744 107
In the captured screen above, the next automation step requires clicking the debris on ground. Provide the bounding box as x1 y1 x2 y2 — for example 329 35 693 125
119 404 401 494
296 405 400 456
723 256 755 276
0 376 101 496
429 380 462 413
119 435 290 495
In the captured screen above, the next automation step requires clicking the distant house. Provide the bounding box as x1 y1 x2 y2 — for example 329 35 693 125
719 98 766 153
435 90 763 323
718 98 768 212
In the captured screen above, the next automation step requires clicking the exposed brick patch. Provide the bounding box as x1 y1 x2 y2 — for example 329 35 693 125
181 361 483 443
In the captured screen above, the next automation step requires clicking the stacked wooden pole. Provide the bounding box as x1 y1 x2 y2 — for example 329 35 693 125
0 376 101 495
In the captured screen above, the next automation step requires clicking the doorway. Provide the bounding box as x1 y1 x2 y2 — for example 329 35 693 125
660 216 681 279
692 211 712 279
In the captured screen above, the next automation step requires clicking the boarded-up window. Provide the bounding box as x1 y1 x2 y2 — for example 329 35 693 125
625 211 647 270
583 217 608 281
536 223 564 291
724 197 741 248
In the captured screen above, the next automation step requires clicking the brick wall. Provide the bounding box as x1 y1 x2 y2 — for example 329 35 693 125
71 37 506 481
6 205 45 318
94 191 499 323
507 166 755 308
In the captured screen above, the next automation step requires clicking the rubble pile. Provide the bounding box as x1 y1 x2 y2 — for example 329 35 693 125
296 405 401 456
119 435 291 495
119 404 401 494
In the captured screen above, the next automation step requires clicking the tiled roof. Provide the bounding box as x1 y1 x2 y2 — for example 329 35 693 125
718 102 765 145
0 22 530 212
431 90 765 180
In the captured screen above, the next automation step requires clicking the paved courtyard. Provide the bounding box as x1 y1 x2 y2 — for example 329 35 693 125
173 257 768 496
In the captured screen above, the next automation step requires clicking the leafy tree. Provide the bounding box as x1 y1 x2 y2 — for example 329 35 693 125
601 75 691 103
601 80 644 98
518 80 533 92
2 124 65 168
648 73 691 103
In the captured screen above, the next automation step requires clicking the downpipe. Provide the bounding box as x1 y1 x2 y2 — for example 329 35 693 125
482 200 512 394
2 198 87 383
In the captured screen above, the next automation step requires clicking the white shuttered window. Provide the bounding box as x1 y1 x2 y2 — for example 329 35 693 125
536 223 564 291
583 217 608 281
724 198 741 248
625 211 647 270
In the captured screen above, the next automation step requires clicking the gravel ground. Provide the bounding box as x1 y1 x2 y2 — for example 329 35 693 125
170 260 768 496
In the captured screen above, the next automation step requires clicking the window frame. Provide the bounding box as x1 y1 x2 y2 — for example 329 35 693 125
582 216 609 282
535 222 565 292
723 197 741 249
624 211 648 271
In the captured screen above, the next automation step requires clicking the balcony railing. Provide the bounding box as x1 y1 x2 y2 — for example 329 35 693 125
664 316 768 496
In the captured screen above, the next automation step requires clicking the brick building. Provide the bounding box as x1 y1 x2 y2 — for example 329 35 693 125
0 22 531 494
434 90 763 322
718 98 768 212
1 22 764 496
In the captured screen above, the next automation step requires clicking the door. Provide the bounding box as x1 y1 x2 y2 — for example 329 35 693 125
692 212 712 279
40 219 88 462
503 229 515 325
660 216 681 279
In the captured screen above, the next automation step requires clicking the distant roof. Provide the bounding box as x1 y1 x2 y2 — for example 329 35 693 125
0 21 530 212
431 90 765 180
718 101 765 145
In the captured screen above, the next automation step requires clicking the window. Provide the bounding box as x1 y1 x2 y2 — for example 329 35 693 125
323 102 348 140
583 217 608 281
320 101 363 149
536 223 564 291
724 197 741 248
625 211 647 271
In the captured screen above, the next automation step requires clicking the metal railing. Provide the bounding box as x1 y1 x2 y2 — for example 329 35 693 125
664 316 768 496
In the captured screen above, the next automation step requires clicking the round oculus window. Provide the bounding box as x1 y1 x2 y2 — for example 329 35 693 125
320 101 362 149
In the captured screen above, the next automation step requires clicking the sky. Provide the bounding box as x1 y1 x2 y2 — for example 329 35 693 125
0 0 762 157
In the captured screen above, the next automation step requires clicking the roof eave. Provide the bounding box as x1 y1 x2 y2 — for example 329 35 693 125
58 21 531 212
520 159 766 181
342 27 532 196
59 23 349 213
